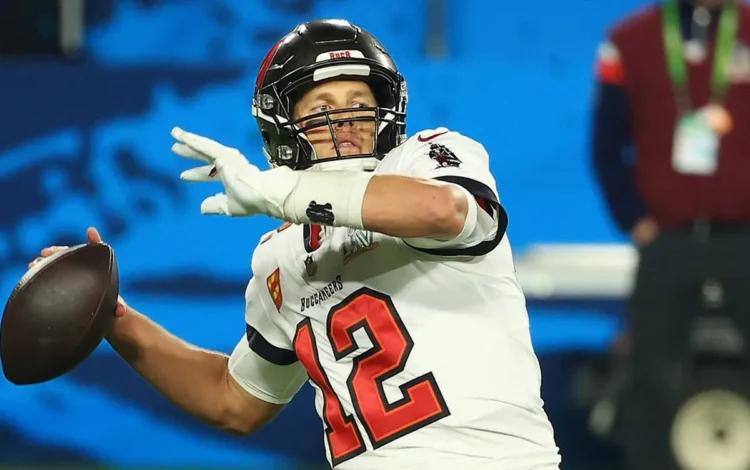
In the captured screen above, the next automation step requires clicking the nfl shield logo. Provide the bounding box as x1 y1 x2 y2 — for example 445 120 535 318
304 255 318 277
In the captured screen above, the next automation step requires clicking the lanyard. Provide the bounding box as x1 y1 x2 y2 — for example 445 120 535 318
662 0 739 111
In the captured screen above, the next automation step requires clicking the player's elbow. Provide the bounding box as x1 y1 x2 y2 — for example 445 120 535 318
428 184 470 239
214 368 282 437
218 418 260 437
215 404 266 437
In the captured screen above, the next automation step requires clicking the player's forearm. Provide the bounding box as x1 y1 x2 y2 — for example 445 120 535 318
282 171 469 238
361 175 468 238
105 309 242 432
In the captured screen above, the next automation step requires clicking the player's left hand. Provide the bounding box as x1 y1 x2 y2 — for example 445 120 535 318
171 126 299 218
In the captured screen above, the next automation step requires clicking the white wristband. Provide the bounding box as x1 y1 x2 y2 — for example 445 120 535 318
283 171 374 229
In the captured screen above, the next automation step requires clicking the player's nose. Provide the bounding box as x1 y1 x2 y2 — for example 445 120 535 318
335 118 355 127
334 109 357 127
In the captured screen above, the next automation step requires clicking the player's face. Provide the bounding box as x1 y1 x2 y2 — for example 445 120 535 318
292 80 377 159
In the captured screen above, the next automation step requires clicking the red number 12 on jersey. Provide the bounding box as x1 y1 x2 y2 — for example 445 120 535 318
294 288 451 466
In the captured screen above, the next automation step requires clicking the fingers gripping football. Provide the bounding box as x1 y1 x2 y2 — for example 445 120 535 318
28 229 128 318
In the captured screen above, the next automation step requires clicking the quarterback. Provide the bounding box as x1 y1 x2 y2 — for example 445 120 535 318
32 19 560 470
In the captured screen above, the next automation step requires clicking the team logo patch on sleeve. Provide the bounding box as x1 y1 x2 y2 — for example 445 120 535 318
266 268 283 311
429 143 461 168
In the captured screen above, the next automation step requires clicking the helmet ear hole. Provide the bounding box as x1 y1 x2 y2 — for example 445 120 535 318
261 131 271 144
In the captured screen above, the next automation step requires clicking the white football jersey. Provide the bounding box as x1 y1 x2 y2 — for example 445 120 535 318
229 128 561 470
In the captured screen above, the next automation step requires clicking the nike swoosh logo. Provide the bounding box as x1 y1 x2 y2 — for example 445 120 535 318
417 130 448 142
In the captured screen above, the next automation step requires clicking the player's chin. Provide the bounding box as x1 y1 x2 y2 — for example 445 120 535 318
316 145 364 158
335 145 365 156
312 143 369 159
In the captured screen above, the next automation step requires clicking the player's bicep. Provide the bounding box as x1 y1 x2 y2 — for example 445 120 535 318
223 371 285 434
228 335 307 405
230 277 307 405
401 131 508 255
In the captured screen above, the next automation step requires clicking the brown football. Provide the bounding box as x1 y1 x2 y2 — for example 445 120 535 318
0 243 119 385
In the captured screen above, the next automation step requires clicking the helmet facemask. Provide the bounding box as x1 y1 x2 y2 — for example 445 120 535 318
254 72 407 172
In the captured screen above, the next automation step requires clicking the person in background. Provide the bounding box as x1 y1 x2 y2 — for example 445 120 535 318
592 0 750 469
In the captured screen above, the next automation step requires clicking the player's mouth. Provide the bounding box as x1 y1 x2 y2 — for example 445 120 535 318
335 135 363 154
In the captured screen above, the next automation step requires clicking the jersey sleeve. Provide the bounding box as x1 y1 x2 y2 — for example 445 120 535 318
228 276 307 405
393 128 508 256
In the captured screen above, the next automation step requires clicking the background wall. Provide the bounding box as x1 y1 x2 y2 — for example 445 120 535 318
0 0 652 468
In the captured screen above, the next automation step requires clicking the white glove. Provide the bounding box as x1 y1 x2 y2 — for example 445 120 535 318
171 127 300 218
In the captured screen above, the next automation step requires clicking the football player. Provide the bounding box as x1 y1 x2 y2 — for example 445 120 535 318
33 19 560 470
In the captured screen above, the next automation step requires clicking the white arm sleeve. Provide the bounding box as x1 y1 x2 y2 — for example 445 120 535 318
228 277 307 405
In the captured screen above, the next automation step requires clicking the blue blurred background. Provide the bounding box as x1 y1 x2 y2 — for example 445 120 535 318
0 0 650 468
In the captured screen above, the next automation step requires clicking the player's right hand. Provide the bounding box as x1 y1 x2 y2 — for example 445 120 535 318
28 226 129 318
172 127 300 220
